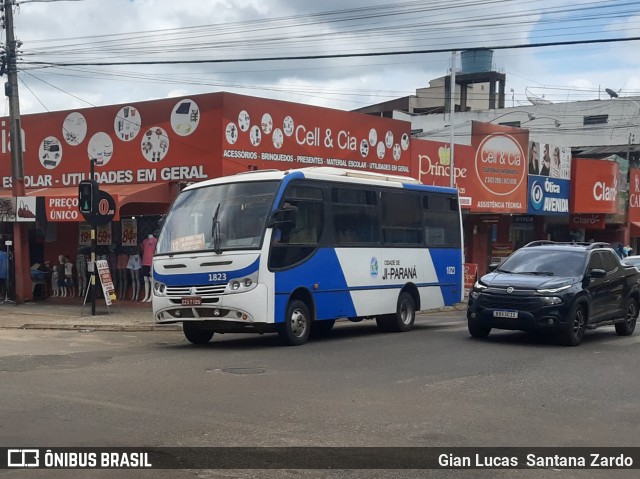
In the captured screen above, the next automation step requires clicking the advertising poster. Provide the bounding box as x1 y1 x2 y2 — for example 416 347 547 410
490 242 515 265
95 259 116 305
121 218 138 246
470 122 528 214
464 263 478 297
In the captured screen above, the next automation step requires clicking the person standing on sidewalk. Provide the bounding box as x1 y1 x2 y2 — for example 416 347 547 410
0 241 7 297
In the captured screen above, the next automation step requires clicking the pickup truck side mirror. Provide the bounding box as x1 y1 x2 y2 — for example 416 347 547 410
589 268 606 279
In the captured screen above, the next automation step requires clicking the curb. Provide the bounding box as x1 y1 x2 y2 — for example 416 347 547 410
18 323 182 332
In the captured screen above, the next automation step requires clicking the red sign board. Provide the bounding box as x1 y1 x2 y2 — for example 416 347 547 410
0 92 413 190
464 263 478 296
470 122 528 213
570 159 619 214
629 169 640 223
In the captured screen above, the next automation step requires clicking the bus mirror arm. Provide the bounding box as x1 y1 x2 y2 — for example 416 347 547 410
267 205 297 228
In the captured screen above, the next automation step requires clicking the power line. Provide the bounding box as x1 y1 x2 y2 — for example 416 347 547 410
20 36 640 67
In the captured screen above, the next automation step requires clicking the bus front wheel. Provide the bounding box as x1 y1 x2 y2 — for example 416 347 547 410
183 322 214 345
278 300 311 346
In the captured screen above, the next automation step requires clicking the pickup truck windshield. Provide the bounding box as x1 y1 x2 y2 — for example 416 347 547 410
156 180 279 254
498 249 585 277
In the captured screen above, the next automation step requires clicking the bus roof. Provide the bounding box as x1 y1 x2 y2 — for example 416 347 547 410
182 167 458 194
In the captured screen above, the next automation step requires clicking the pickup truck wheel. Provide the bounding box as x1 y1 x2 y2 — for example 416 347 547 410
183 322 214 345
615 298 638 336
468 317 491 338
562 303 586 346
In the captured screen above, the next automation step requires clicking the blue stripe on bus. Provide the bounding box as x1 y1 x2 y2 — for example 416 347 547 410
271 171 305 212
154 257 260 286
430 248 463 305
274 248 357 322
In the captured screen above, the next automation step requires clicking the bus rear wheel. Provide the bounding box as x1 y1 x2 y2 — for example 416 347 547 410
376 292 416 333
278 300 311 346
183 322 214 345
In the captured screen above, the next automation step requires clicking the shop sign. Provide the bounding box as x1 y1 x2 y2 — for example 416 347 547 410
97 224 112 246
490 242 514 264
221 93 411 176
95 259 117 306
527 175 570 215
629 169 640 223
78 223 91 246
464 263 478 297
469 122 528 213
411 139 474 193
513 215 535 223
569 214 605 230
0 92 412 190
121 218 138 246
571 159 619 214
45 195 81 222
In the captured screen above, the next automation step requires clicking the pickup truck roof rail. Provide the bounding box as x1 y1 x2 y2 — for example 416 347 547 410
523 240 611 249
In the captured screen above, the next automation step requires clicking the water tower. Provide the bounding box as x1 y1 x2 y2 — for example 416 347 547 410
445 49 506 111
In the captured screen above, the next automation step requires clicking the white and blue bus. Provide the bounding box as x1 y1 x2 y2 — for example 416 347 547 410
152 167 463 345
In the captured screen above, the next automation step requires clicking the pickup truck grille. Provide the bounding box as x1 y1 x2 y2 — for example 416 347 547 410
478 293 542 310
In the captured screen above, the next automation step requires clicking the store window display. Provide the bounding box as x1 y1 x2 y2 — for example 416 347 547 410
140 233 157 302
127 249 141 300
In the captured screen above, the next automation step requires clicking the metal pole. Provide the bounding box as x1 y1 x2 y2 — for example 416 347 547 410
90 160 97 316
449 51 456 188
4 0 31 303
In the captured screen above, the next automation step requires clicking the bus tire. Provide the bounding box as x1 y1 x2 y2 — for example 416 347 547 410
183 322 214 345
377 292 416 333
278 300 311 346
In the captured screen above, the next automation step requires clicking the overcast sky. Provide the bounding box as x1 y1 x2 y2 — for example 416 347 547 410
6 0 640 115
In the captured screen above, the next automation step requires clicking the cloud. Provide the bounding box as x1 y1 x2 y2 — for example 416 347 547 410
10 0 640 114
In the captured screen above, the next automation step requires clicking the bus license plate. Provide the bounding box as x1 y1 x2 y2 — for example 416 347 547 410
493 310 518 319
181 296 202 306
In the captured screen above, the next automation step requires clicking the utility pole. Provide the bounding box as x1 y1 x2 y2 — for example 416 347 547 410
3 0 32 303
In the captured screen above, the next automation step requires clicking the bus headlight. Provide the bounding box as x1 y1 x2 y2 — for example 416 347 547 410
153 281 167 296
225 273 258 294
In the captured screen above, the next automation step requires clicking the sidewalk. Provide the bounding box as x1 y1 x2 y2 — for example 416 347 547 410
0 296 180 332
0 296 467 332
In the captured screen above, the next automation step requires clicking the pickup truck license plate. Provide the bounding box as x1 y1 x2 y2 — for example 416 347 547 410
493 310 518 319
181 296 202 306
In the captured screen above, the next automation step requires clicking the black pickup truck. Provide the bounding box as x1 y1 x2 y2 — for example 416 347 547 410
467 241 640 346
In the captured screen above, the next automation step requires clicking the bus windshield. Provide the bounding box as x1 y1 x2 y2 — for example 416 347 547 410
156 180 279 254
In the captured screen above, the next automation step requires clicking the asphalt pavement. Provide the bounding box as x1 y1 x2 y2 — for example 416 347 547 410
0 295 467 332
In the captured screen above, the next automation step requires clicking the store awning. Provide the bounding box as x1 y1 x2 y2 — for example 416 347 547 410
0 182 175 222
23 182 174 206
630 222 640 237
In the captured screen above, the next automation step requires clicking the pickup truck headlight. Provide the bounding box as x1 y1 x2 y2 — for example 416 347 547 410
537 284 571 294
469 281 488 299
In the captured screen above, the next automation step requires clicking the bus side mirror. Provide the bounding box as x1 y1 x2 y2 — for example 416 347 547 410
268 205 297 227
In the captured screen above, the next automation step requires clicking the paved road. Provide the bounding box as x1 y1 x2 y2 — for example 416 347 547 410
1 312 639 478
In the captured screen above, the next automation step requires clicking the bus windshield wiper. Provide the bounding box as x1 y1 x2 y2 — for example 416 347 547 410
212 203 222 254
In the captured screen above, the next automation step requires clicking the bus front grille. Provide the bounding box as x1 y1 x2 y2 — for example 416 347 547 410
165 284 227 297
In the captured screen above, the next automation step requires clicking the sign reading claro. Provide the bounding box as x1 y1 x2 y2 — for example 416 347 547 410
593 178 618 202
